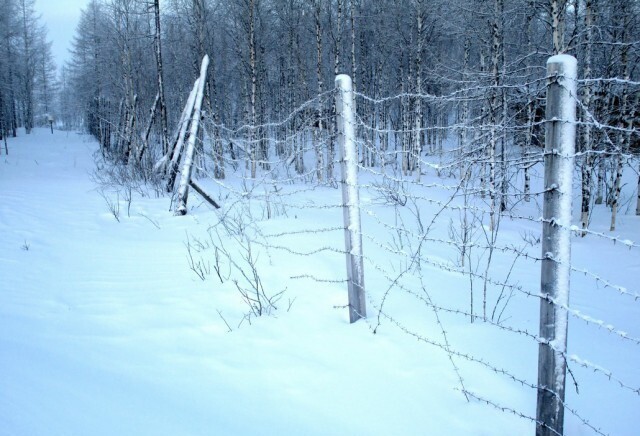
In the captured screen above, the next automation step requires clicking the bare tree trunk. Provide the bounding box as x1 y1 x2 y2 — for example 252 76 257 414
551 0 567 54
414 0 424 182
350 0 356 90
314 0 324 183
124 95 138 165
294 27 306 175
165 79 200 192
401 52 411 176
350 0 363 166
479 49 487 198
116 0 137 163
335 0 342 76
175 56 209 215
153 0 169 156
116 98 125 155
523 5 534 202
610 5 630 231
138 92 160 163
459 37 470 179
326 0 343 183
499 4 508 213
249 0 258 179
488 0 502 231
580 0 594 235
193 0 208 176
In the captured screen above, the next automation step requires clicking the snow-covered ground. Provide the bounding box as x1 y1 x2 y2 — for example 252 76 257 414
1 129 638 435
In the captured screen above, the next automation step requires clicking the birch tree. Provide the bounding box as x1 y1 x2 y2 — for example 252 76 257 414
609 0 632 231
313 0 325 182
579 0 595 234
152 0 169 156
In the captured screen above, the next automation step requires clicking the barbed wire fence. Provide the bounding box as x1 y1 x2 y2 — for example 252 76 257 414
164 55 640 435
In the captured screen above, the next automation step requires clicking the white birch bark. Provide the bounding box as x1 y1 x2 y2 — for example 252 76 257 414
488 0 501 231
414 0 424 182
138 92 160 163
249 0 258 179
153 0 169 156
551 0 567 54
580 0 594 234
314 0 324 183
161 78 199 179
610 5 630 231
175 56 209 216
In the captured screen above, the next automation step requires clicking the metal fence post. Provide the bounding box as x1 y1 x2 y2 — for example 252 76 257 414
536 54 577 436
335 74 366 323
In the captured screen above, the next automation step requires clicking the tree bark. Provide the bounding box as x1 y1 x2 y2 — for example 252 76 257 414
175 56 209 215
580 0 594 235
153 0 169 156
165 78 200 192
249 0 258 178
314 0 324 183
609 3 630 231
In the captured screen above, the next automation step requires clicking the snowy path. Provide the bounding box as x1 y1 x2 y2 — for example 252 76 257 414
1 132 184 433
0 131 249 434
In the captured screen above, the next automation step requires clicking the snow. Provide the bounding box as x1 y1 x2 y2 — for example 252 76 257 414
1 128 639 435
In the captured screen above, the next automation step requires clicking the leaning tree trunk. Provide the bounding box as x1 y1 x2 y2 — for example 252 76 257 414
165 78 200 192
124 95 138 165
138 92 160 163
175 56 209 215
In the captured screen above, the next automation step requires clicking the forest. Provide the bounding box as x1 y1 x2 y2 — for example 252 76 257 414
1 0 639 231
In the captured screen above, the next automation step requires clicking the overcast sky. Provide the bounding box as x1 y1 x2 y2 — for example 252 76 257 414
35 0 90 69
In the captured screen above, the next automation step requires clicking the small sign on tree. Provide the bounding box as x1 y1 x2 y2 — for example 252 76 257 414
46 114 54 134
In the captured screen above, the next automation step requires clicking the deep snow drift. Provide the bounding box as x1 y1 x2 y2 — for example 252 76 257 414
1 129 638 435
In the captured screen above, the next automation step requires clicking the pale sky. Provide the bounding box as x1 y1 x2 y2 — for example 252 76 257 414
35 0 90 69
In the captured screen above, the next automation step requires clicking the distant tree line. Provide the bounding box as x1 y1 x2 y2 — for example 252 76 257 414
1 0 638 227
0 0 57 140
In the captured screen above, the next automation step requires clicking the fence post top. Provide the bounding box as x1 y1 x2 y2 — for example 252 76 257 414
335 74 353 90
547 55 577 75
